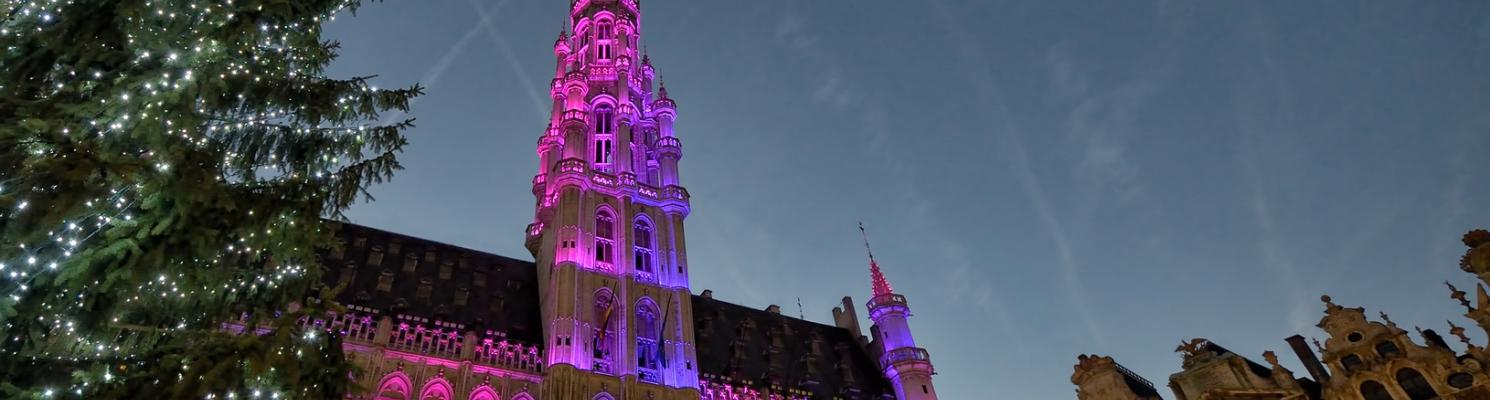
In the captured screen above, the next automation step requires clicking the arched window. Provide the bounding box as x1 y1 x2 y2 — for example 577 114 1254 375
595 209 614 266
596 20 613 60
468 386 499 400
375 372 412 400
635 299 662 382
633 218 653 273
418 378 453 400
593 105 614 166
1360 380 1395 400
592 289 618 374
1397 368 1440 400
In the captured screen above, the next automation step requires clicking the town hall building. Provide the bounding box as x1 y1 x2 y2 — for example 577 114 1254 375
307 1 940 399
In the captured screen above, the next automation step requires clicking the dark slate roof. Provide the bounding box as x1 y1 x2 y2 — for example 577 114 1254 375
691 295 894 400
318 222 544 345
320 223 892 398
1203 342 1274 379
1113 362 1162 398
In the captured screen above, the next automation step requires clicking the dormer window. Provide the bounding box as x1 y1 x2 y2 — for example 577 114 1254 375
1374 341 1401 358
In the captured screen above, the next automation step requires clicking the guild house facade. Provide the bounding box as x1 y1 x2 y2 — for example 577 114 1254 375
305 1 941 399
1073 230 1490 400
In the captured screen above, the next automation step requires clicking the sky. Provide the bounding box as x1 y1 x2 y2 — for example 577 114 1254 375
323 1 1490 398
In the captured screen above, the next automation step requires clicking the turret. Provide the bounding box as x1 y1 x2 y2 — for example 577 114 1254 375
861 223 938 400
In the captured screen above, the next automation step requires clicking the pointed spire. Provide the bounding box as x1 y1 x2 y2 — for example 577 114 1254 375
657 77 669 100
860 222 894 296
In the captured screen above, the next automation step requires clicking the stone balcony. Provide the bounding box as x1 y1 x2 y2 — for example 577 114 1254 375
881 347 933 373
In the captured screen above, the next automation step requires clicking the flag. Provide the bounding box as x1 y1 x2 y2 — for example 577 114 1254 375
594 285 616 358
659 291 672 368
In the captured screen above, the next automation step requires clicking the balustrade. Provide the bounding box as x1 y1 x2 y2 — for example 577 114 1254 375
880 347 932 367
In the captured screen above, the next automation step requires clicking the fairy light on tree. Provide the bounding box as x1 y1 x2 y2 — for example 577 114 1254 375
0 0 421 398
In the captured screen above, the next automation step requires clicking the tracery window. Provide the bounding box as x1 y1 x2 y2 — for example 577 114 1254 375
595 210 615 265
1360 380 1395 400
1397 368 1440 400
375 372 412 400
636 299 663 382
594 105 614 167
418 378 452 400
633 218 654 273
596 21 613 60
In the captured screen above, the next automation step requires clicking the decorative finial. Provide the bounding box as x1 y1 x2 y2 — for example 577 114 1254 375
1450 320 1472 346
861 222 893 296
1448 281 1472 311
1311 337 1325 353
1263 351 1281 368
1379 311 1395 327
1321 295 1338 310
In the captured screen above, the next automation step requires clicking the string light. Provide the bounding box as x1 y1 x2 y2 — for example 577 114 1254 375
2 0 419 397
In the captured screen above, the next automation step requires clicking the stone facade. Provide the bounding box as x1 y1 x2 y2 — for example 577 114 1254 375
301 1 940 399
1073 230 1490 400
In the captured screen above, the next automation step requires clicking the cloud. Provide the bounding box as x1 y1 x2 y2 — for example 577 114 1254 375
923 0 1110 347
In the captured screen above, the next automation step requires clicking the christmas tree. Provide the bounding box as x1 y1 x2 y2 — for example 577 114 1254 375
0 0 421 398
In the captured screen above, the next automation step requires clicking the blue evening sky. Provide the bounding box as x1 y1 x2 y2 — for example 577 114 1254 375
325 1 1490 398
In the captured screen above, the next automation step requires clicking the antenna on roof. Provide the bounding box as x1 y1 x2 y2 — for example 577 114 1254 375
797 297 805 320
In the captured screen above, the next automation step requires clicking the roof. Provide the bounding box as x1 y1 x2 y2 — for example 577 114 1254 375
318 222 544 345
691 295 894 399
1114 362 1162 398
320 222 893 398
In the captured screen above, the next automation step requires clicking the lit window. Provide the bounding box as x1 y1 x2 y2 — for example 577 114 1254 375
636 300 662 382
633 219 653 273
596 210 614 263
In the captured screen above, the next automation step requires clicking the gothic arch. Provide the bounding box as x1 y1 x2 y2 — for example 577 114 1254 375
589 95 618 109
1359 380 1394 400
634 297 663 373
468 385 499 400
511 393 534 400
591 11 617 24
631 216 654 273
418 377 453 400
592 393 615 400
374 371 412 400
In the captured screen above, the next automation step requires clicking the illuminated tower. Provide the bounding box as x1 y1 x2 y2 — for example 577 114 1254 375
862 225 939 400
526 0 697 398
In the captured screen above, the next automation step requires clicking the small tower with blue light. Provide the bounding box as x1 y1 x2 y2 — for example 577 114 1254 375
861 223 939 400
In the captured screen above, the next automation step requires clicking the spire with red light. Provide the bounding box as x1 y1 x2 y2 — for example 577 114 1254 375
860 222 895 296
861 221 939 399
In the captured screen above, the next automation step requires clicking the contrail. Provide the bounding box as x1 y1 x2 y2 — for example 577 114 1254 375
468 0 550 121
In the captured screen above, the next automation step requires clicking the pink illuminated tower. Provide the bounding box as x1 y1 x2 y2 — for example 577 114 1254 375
525 0 698 398
862 224 940 400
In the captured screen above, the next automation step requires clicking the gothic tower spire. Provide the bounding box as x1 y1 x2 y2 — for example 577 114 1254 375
861 223 939 400
861 222 894 296
528 0 697 398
